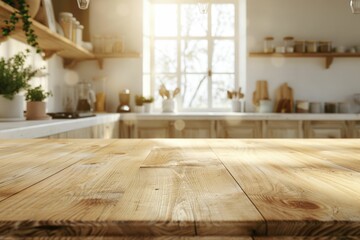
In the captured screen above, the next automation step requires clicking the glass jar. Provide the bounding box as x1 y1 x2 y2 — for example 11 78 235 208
76 25 84 46
319 41 332 53
263 36 274 53
306 41 318 53
59 12 73 40
294 41 305 53
283 36 294 53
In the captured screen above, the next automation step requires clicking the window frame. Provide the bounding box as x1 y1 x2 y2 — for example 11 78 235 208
144 0 240 112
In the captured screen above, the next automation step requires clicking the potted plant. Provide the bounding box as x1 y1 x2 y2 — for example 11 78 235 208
1 0 41 53
0 51 38 120
143 96 154 113
134 95 145 113
25 85 52 120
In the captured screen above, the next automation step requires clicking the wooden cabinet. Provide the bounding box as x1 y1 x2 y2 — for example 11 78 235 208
304 121 350 138
120 119 358 139
217 120 262 138
263 120 303 138
173 120 216 138
134 121 172 138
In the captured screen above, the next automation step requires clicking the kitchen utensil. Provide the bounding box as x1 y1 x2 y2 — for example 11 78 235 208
274 83 294 113
173 87 180 98
253 80 269 107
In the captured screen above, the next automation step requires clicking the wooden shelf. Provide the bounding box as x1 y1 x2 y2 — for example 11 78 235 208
249 52 360 69
0 1 95 61
64 52 141 69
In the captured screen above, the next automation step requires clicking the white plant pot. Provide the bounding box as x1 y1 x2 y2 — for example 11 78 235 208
0 95 25 120
143 103 153 113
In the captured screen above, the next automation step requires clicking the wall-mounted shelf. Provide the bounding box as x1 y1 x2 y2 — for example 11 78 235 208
249 52 360 69
0 1 94 61
64 52 141 69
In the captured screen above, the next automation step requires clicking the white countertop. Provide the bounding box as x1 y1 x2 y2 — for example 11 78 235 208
119 112 360 121
0 113 120 139
1 112 359 139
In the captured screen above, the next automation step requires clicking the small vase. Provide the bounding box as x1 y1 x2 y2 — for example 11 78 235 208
0 95 25 120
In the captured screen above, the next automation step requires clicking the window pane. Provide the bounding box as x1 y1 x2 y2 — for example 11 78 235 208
181 4 207 37
212 74 235 108
181 74 208 109
212 4 235 37
213 40 235 73
155 40 177 73
154 74 178 109
182 40 208 73
154 4 177 37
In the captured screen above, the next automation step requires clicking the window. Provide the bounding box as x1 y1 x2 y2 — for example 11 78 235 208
143 0 239 111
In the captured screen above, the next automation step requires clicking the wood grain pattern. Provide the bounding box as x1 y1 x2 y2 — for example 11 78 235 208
0 139 359 238
209 139 360 236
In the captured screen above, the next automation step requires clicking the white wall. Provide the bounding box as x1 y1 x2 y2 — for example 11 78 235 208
74 0 143 112
246 0 360 112
0 39 67 113
5 0 357 114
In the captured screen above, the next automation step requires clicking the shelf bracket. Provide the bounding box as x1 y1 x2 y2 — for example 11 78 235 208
63 59 79 69
42 50 58 60
325 56 334 69
96 58 104 69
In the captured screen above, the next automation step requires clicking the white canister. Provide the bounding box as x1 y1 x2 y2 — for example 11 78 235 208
162 99 176 113
310 102 322 113
231 99 245 112
259 100 273 113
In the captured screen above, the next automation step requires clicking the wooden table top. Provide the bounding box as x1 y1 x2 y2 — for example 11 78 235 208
0 139 359 239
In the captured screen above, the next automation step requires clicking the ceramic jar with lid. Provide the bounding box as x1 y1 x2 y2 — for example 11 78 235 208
319 41 332 53
263 37 274 53
306 41 318 53
283 36 294 53
294 41 305 53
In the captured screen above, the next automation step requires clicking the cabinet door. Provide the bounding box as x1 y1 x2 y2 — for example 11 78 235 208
135 121 171 138
217 120 262 138
173 120 215 138
263 121 302 138
304 121 349 138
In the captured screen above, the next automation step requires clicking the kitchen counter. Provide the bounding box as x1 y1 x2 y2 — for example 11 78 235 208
0 139 359 238
0 113 120 139
120 112 360 121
